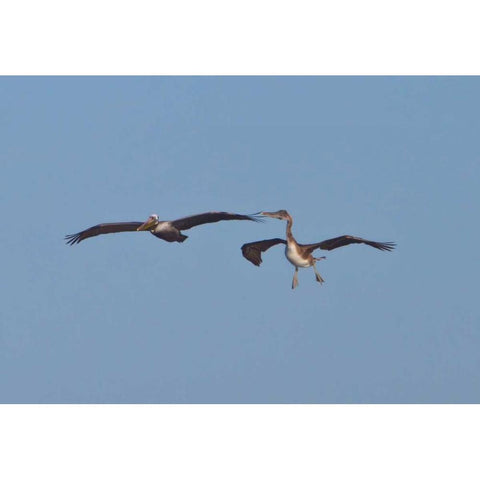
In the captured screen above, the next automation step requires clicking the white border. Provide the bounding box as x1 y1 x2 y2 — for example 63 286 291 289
1 405 479 479
1 0 479 74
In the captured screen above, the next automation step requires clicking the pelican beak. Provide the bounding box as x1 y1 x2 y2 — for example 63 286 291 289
258 210 287 221
260 211 275 218
137 216 157 231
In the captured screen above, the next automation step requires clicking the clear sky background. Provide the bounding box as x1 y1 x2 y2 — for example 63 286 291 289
1 76 479 403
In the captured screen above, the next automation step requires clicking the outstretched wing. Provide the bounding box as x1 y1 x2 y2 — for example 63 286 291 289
65 222 143 245
241 238 287 266
302 235 396 253
171 211 262 231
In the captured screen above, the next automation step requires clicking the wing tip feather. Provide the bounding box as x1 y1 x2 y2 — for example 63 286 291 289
241 244 262 266
64 233 82 245
377 241 396 252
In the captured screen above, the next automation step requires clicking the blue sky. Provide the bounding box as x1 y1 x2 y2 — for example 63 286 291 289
1 76 479 403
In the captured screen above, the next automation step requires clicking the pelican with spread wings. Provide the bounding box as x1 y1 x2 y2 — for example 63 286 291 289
241 210 395 289
66 211 261 245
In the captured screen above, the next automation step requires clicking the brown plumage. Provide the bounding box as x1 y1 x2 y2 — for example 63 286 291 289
241 238 287 266
241 210 395 289
66 211 261 245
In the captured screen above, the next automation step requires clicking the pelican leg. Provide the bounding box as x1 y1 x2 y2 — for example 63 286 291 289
313 263 325 284
292 267 299 289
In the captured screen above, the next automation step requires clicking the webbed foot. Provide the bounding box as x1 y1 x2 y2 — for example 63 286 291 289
292 269 299 289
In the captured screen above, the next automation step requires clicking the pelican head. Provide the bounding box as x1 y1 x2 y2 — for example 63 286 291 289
137 214 159 231
260 210 291 221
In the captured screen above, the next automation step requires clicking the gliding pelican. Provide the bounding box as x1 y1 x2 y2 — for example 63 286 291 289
66 211 261 245
241 210 395 289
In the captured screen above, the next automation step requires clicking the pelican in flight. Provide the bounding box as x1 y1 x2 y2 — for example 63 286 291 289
241 210 395 289
66 211 261 245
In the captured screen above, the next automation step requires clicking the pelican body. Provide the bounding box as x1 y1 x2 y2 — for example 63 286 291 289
66 211 260 246
241 210 395 289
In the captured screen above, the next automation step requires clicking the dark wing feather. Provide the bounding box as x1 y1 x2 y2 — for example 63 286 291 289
302 235 396 253
65 222 143 245
171 211 261 231
241 238 287 266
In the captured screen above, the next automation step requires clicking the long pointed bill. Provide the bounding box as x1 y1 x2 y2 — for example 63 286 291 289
260 211 277 218
137 217 157 231
257 210 289 221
